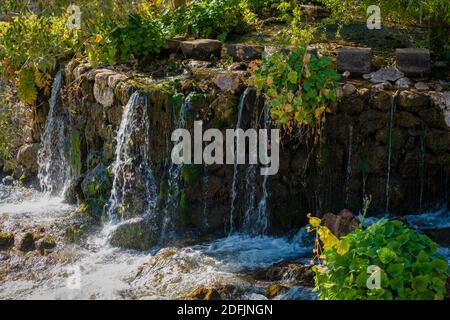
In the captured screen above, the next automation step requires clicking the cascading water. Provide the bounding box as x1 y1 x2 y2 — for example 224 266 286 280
37 69 71 195
344 125 353 206
229 88 248 234
107 92 157 221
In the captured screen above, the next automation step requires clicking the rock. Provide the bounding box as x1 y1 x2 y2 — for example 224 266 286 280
109 218 158 250
395 77 412 90
166 37 185 53
414 82 430 92
422 227 450 245
419 106 448 130
225 43 264 62
12 165 25 180
81 164 111 199
2 176 14 185
266 284 288 299
371 91 392 112
369 68 404 83
36 235 56 254
341 71 351 80
342 83 357 96
396 112 421 128
180 39 222 60
397 91 430 112
256 262 314 286
362 72 374 80
336 47 372 75
321 209 359 238
214 73 240 92
425 130 448 154
372 81 392 91
0 233 14 251
17 232 36 252
395 48 430 76
16 143 40 174
93 70 116 107
430 91 450 128
0 159 4 172
186 287 222 300
228 62 247 71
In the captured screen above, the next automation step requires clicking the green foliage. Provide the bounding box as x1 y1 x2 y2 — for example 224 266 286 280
250 47 339 128
311 218 449 300
165 0 254 41
86 13 166 65
0 85 25 168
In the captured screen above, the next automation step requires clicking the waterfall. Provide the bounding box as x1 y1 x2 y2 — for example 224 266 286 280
37 70 71 196
254 105 271 234
107 92 157 221
201 165 210 230
229 88 248 234
385 92 398 212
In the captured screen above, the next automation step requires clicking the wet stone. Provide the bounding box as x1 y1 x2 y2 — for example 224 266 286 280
368 68 404 83
180 39 222 60
225 44 264 62
395 77 412 90
414 82 430 92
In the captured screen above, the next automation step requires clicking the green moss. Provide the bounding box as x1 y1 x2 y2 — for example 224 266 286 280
64 226 82 243
266 284 287 299
181 164 202 187
160 179 168 199
0 232 15 250
70 131 82 176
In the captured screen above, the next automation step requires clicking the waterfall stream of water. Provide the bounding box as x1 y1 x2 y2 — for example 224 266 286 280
107 92 157 222
37 70 71 196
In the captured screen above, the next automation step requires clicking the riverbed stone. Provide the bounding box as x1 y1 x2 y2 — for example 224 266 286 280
225 43 264 62
180 39 222 60
0 233 14 250
109 218 158 250
2 176 14 185
336 47 372 75
395 48 430 76
36 235 56 255
16 143 40 174
17 232 36 252
187 287 222 300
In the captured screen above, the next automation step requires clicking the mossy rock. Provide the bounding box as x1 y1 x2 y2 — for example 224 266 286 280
70 131 82 177
186 287 222 300
109 218 158 250
0 233 15 251
17 232 37 252
36 235 56 255
81 164 111 199
426 130 449 155
266 284 288 299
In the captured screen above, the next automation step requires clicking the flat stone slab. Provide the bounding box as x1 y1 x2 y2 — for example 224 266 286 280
366 67 404 83
395 48 430 76
180 39 222 60
225 44 264 62
336 47 372 75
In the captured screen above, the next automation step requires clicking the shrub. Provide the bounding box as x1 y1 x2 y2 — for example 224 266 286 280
165 0 254 41
249 46 339 129
308 216 449 300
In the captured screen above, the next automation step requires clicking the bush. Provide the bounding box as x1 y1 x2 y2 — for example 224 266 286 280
165 0 254 41
249 46 339 129
309 216 449 300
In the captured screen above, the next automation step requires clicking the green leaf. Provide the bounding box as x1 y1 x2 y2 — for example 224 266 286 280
412 275 429 293
378 247 397 264
287 71 298 84
337 238 350 256
417 250 429 263
431 258 448 273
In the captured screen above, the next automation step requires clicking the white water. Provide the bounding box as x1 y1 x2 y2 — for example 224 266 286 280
107 92 157 221
37 70 71 195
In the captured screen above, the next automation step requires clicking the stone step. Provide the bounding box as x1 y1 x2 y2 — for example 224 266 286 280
337 47 372 75
180 39 223 61
395 48 430 77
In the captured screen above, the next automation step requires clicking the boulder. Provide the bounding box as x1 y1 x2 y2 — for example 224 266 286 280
2 176 14 185
266 284 288 299
321 209 359 238
397 91 430 112
180 39 222 60
109 218 158 250
395 77 412 90
93 70 116 107
430 91 450 128
395 48 430 76
336 47 372 75
81 164 111 199
342 83 357 96
0 233 14 251
16 143 40 174
396 112 421 128
414 82 430 92
214 73 240 92
17 232 36 252
225 43 264 62
36 235 56 254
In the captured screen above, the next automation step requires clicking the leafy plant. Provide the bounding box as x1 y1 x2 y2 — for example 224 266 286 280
249 46 339 129
308 215 449 300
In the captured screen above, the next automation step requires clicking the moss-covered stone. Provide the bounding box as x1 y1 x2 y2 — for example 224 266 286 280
0 232 14 251
109 218 158 250
186 287 222 300
70 131 82 177
266 284 288 299
36 235 56 255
